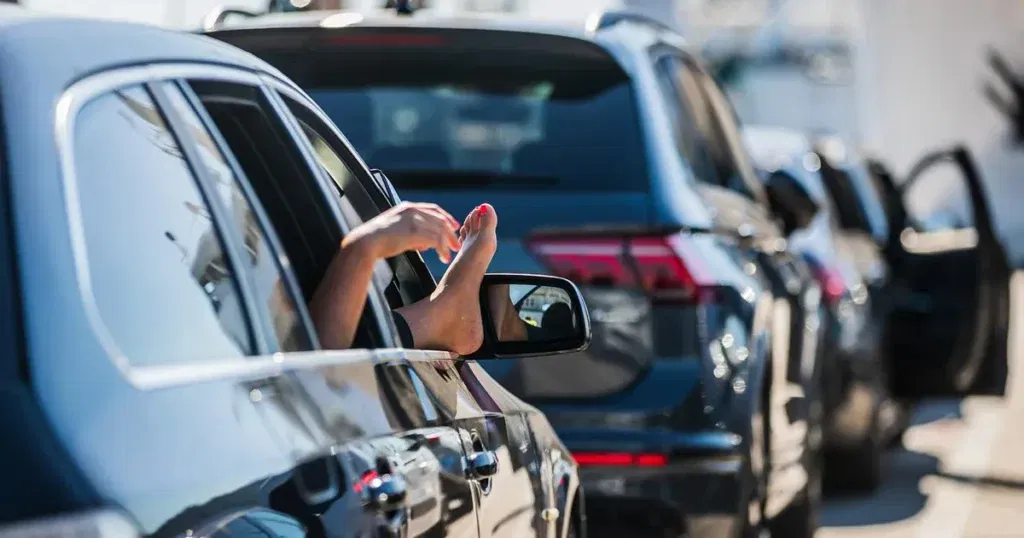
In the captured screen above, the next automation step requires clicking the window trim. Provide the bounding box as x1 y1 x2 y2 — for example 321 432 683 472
162 79 322 354
55 63 453 390
143 80 272 356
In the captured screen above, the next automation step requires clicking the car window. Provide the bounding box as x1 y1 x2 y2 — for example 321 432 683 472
157 82 312 352
72 85 252 365
282 95 434 307
186 80 389 349
659 55 754 199
653 57 717 185
186 81 341 303
302 71 648 193
697 67 763 195
902 160 974 231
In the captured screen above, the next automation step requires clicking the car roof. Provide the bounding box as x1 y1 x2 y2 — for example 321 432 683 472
212 8 597 41
0 6 289 93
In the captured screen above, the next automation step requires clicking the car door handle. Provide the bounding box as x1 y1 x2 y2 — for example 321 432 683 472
466 450 499 480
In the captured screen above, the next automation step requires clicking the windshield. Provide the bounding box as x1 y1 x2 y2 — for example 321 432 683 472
307 78 648 192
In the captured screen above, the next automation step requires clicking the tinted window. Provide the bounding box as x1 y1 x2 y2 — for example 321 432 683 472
74 86 252 365
659 56 753 197
654 57 716 184
159 83 312 352
306 74 648 192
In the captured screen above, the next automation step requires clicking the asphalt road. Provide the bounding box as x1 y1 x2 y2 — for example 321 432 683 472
818 273 1024 538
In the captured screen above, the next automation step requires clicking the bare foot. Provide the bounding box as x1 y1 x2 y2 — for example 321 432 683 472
395 204 497 355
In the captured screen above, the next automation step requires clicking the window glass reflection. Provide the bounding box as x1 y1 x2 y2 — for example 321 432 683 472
74 86 251 365
158 84 311 353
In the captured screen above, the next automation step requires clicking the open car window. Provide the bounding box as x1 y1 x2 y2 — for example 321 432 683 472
280 93 436 308
182 79 388 349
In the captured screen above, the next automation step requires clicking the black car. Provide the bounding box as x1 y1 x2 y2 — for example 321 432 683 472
206 8 831 537
0 6 594 538
743 125 900 492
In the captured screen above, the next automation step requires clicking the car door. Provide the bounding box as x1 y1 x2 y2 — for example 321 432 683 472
161 73 482 538
870 148 1011 398
271 82 550 538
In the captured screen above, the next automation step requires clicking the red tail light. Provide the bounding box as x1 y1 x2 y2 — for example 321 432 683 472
572 452 668 467
812 264 847 305
525 233 716 304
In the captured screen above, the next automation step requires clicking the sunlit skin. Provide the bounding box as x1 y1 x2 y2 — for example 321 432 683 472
309 202 528 354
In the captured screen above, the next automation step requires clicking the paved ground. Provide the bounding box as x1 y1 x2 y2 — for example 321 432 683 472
819 273 1024 538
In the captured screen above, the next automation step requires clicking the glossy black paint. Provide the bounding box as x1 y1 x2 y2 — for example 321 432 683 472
205 10 826 537
0 7 581 538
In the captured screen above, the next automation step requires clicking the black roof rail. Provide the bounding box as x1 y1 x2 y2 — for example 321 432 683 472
201 5 262 32
585 8 677 35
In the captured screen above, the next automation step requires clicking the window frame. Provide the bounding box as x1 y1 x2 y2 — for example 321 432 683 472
55 63 435 391
67 80 263 363
152 79 320 354
651 50 719 186
651 48 769 205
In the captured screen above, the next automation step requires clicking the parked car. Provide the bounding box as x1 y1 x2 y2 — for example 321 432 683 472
206 7 833 537
0 6 593 538
742 125 899 492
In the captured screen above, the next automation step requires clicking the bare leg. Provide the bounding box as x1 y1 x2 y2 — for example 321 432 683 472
395 204 498 355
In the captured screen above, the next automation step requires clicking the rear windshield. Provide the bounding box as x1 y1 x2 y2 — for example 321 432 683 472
306 75 648 192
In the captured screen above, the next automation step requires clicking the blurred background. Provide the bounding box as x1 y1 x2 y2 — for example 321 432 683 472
17 0 1024 263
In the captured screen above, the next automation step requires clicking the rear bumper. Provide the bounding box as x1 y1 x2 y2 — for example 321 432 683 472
579 444 747 538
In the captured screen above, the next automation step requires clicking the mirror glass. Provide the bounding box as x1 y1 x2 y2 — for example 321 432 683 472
485 283 581 344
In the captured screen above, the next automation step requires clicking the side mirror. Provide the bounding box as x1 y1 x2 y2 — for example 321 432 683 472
765 169 820 235
466 274 592 360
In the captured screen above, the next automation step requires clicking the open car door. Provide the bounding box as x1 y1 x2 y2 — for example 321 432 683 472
869 147 1011 399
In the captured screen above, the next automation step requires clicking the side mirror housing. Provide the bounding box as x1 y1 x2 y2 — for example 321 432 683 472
765 169 820 235
466 273 592 360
